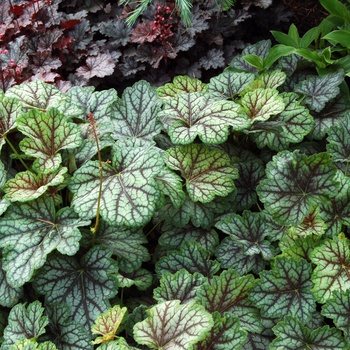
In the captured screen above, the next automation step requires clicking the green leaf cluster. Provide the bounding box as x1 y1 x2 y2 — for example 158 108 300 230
0 38 350 349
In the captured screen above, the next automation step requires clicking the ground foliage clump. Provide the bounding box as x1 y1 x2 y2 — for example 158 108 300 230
1 0 350 349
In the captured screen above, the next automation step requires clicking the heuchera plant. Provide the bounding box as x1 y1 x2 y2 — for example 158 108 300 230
0 38 350 349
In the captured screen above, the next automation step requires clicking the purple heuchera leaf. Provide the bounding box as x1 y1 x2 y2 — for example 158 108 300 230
76 53 116 79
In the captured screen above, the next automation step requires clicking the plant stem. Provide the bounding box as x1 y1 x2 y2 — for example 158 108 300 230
4 134 32 172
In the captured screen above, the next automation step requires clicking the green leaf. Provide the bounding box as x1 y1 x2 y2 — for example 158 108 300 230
0 261 22 308
196 312 247 350
6 81 63 110
155 168 186 208
2 301 48 350
91 305 127 344
320 0 350 22
215 236 267 275
323 30 350 47
159 93 249 145
270 315 347 350
133 300 213 350
158 222 219 253
94 220 149 273
250 92 314 151
0 93 22 152
0 197 90 288
95 338 138 350
110 81 162 141
215 211 277 260
157 76 208 98
153 270 207 304
196 269 261 333
310 234 350 303
327 113 350 166
319 172 350 237
294 70 344 112
45 303 93 350
257 70 287 89
243 54 264 70
9 340 57 350
208 71 255 100
117 268 153 291
165 144 238 203
69 139 163 227
322 290 350 342
240 88 285 122
17 108 82 174
257 151 339 225
156 241 220 278
33 246 118 332
249 257 315 323
4 167 67 202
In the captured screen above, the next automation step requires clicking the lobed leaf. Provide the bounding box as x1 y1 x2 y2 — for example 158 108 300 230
310 234 350 303
249 257 316 323
133 300 213 350
270 315 347 350
33 246 118 332
17 108 82 174
76 53 116 79
157 76 208 98
110 81 162 141
257 150 339 225
165 144 238 203
0 197 90 288
0 261 23 308
69 139 163 227
294 70 344 112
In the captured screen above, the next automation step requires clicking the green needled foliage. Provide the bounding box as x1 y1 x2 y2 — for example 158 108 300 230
1 36 350 348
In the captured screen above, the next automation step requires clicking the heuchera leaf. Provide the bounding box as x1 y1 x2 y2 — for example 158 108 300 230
159 92 249 145
153 269 207 304
8 340 57 350
0 261 23 308
257 70 287 89
45 303 93 350
165 144 238 202
208 71 255 100
110 81 162 141
310 234 350 303
196 269 261 333
2 301 48 350
76 53 116 79
133 300 214 350
91 305 127 344
240 88 285 122
257 150 339 225
117 268 153 291
4 167 67 202
5 81 63 110
17 108 82 174
294 70 344 112
33 246 118 332
69 139 163 227
249 257 316 323
157 76 208 98
156 241 220 278
196 312 247 350
0 197 90 288
270 315 347 350
215 211 277 260
322 290 350 342
95 220 149 273
0 93 22 152
250 92 314 151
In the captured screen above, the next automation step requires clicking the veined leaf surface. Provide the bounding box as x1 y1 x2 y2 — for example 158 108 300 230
270 315 347 350
165 144 238 203
110 81 162 140
17 108 82 174
69 139 163 227
33 246 118 332
257 151 339 225
159 92 249 145
311 235 350 303
0 261 23 308
6 80 63 110
2 301 48 350
4 167 67 202
0 197 90 288
249 257 316 323
133 300 213 350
